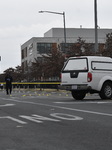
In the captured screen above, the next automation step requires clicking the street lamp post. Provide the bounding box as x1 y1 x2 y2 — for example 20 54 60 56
94 0 98 53
39 10 66 51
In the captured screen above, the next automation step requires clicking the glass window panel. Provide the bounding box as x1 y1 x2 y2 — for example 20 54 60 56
64 58 88 71
92 62 112 71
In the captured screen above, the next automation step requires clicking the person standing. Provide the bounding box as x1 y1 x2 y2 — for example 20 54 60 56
5 74 13 95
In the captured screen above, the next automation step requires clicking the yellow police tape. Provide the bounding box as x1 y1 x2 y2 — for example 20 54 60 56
0 82 61 85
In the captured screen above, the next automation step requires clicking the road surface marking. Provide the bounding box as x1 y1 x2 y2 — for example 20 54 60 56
0 116 27 124
54 101 112 104
50 113 83 120
1 98 112 117
20 114 60 123
0 104 15 107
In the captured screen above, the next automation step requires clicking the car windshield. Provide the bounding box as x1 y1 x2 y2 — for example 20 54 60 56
63 58 88 71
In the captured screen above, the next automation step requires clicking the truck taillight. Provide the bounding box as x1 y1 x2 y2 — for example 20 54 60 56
87 72 92 82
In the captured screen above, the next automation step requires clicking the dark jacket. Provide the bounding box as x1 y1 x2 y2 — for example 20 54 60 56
5 74 13 86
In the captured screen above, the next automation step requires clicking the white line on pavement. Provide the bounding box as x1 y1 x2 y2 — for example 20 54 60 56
0 104 15 107
0 116 27 124
54 101 112 104
1 97 112 117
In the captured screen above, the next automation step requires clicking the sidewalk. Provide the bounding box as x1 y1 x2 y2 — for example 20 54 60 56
0 88 72 98
0 88 100 100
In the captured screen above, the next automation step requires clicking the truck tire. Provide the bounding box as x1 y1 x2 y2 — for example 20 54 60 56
71 91 86 100
99 82 112 99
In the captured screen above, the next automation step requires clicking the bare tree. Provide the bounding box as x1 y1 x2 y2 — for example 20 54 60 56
66 37 95 57
42 48 65 80
30 58 44 81
101 33 112 57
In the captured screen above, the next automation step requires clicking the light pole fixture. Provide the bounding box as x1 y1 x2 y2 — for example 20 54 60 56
39 10 66 51
94 0 98 53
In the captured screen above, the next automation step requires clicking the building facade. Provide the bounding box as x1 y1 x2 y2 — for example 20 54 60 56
21 28 112 72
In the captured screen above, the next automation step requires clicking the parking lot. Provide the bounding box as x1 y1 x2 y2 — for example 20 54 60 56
0 89 112 150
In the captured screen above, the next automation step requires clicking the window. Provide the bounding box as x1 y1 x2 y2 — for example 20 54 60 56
92 61 112 71
60 43 74 52
21 47 27 59
37 43 56 54
22 49 24 59
63 58 88 71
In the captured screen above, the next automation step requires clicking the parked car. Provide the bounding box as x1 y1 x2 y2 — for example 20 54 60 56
61 56 112 100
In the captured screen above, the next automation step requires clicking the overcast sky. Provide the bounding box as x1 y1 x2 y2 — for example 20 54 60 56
0 0 112 73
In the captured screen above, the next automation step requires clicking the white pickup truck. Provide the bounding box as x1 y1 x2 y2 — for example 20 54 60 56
61 56 112 100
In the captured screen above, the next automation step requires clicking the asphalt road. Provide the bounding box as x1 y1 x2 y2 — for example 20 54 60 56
0 89 112 150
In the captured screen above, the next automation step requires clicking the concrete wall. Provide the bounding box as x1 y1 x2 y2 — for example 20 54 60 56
44 28 112 43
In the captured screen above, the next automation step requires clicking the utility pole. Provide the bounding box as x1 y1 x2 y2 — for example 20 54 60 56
94 0 98 53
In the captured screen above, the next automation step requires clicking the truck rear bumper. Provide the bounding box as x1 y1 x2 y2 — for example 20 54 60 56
59 84 91 91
